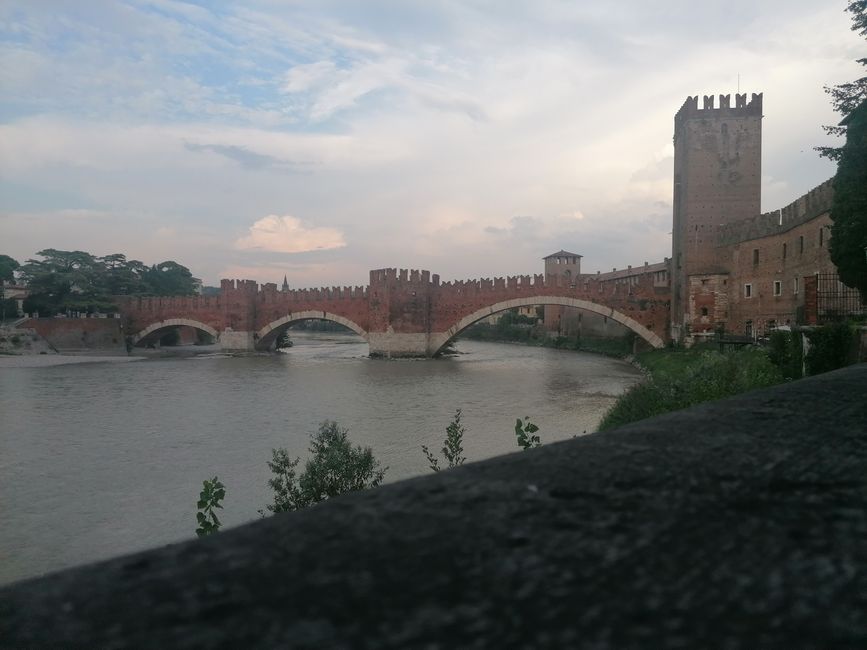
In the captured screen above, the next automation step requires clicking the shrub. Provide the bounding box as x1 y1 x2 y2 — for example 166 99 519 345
599 348 783 431
263 421 386 514
195 476 226 537
422 409 467 472
805 322 855 375
767 330 804 380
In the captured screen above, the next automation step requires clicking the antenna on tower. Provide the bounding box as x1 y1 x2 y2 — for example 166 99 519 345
737 73 740 94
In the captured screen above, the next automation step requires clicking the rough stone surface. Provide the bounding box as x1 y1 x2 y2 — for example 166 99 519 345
2 365 867 648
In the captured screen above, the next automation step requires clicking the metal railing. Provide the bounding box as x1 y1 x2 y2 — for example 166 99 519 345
816 273 866 323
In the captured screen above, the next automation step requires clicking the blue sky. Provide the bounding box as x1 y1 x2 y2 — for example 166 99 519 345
0 1 862 286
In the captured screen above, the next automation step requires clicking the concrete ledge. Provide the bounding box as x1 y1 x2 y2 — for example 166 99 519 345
2 365 867 647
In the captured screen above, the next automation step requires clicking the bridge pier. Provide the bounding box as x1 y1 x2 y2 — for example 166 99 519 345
219 330 256 353
367 332 436 358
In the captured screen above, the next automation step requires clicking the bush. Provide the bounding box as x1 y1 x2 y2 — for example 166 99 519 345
195 476 225 537
599 348 783 431
767 330 804 380
422 409 467 472
805 322 855 375
263 421 386 514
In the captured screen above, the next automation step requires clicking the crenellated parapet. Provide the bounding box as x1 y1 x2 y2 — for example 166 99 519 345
717 178 834 245
115 265 672 356
675 92 762 126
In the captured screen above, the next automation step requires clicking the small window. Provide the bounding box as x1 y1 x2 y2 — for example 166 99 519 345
752 249 759 265
700 307 709 316
744 283 752 298
773 280 781 296
745 320 753 337
819 227 824 247
794 277 799 294
782 243 787 260
799 236 804 254
701 279 708 286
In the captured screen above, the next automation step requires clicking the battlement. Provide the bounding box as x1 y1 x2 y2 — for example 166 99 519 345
220 279 259 294
369 268 440 287
675 92 763 127
717 178 834 245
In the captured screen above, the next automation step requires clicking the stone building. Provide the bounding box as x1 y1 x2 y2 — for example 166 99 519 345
543 91 852 343
670 92 846 339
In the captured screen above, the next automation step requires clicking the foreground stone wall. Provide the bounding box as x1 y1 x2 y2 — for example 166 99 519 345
3 364 865 647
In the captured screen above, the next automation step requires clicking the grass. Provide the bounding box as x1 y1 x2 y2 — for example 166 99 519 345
598 346 783 431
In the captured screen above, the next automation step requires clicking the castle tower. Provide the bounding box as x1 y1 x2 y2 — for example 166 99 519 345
542 250 582 333
671 92 763 339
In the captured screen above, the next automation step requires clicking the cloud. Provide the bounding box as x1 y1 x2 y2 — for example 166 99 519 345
235 215 346 253
183 142 312 171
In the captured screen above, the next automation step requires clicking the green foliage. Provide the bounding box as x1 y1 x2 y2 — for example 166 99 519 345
767 330 804 380
263 421 386 514
18 249 200 315
805 322 856 375
0 254 19 282
422 409 467 472
600 349 783 431
515 416 541 450
195 476 226 537
817 2 867 297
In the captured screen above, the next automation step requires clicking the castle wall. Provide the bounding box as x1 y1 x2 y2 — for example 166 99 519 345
721 204 835 335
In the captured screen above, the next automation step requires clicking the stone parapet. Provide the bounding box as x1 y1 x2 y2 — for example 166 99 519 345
3 364 866 647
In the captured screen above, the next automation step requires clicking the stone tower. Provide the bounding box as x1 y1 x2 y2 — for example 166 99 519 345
542 250 582 333
671 92 763 339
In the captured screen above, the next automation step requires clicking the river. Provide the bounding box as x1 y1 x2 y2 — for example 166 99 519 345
0 332 643 585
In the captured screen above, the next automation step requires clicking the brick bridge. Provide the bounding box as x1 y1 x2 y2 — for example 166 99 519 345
117 268 670 357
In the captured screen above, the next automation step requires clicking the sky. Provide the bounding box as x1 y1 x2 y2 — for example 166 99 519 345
0 1 863 287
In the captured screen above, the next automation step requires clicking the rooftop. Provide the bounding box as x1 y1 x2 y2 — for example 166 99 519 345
543 250 582 259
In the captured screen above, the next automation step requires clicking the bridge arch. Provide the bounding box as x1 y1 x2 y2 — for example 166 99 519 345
435 296 664 354
255 311 368 351
133 318 219 346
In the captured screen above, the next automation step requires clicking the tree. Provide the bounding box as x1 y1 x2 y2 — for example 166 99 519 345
422 409 467 472
263 421 386 514
0 255 19 283
817 2 867 298
142 261 199 296
195 476 226 537
17 249 201 314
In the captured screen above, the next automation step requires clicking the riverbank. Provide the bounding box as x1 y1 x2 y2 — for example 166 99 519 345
0 354 144 368
457 329 635 359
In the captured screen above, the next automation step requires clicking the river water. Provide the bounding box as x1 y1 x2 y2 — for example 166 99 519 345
0 332 642 585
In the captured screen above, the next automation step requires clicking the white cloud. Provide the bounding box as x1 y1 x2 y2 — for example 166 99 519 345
235 215 346 253
282 61 338 94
